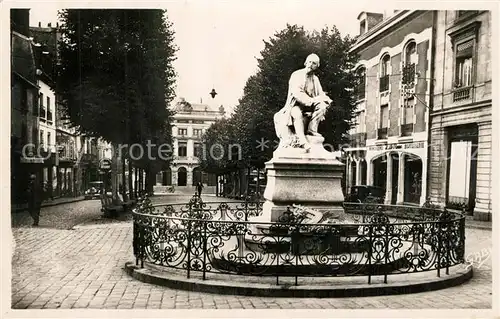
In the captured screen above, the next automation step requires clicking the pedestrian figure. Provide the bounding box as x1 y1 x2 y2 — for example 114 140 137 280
27 174 43 226
196 182 204 198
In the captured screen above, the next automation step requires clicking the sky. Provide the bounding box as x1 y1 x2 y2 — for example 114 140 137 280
27 1 397 114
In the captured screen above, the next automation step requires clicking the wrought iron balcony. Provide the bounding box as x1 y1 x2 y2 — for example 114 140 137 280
402 63 416 85
453 86 472 102
377 127 388 139
401 123 414 137
379 75 389 92
349 132 367 147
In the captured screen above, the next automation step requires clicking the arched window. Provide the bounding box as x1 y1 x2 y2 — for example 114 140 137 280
403 41 417 85
379 54 390 92
355 66 366 100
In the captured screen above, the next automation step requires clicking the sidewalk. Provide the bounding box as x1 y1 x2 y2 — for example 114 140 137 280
11 196 86 213
465 218 492 230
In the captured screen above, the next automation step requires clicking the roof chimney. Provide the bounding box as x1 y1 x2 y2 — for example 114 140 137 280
38 21 41 27
10 9 30 36
48 22 51 27
357 12 384 36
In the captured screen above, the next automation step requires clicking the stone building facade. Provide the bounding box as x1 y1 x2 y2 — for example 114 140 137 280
428 10 492 220
156 98 225 193
346 10 433 205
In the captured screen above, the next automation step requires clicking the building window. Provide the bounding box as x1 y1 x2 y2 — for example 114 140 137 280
40 129 44 150
455 39 474 88
177 119 189 123
359 20 366 35
46 96 52 121
178 128 187 136
193 142 202 158
356 111 365 134
192 120 204 124
39 92 44 116
402 41 417 85
378 104 389 139
178 142 187 157
355 66 366 100
47 132 51 152
379 54 390 92
193 129 202 137
456 10 478 20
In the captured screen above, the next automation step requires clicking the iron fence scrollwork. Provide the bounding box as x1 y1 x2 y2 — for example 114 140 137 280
132 195 466 286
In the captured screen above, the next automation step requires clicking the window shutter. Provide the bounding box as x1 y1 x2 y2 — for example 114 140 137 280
457 40 474 58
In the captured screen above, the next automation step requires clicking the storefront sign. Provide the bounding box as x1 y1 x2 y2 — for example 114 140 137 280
99 159 112 170
20 156 44 164
368 141 425 151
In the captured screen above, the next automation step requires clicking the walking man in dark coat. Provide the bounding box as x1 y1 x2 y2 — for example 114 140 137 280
27 174 43 226
196 182 204 198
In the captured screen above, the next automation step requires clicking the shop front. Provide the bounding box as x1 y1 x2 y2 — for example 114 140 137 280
365 141 427 205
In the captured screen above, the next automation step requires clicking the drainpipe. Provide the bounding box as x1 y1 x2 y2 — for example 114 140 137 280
425 10 438 205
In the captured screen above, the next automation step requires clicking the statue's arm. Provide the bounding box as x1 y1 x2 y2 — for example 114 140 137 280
289 72 314 107
315 77 332 103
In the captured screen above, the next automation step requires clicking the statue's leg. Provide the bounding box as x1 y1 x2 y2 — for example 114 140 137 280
290 106 311 149
308 102 328 136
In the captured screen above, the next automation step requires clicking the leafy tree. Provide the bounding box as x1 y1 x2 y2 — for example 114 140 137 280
56 9 177 197
233 24 358 168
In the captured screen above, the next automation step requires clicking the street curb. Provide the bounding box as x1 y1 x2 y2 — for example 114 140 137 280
12 197 86 213
124 262 473 298
465 224 492 231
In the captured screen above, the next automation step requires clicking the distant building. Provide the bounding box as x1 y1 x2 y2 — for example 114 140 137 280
29 22 102 198
428 10 492 220
347 10 433 205
11 9 42 205
156 98 225 193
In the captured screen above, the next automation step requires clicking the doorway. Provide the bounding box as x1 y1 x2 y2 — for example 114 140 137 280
177 167 187 186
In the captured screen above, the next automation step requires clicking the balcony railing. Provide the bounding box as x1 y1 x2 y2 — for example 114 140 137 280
349 132 367 147
379 75 389 92
453 86 472 102
377 127 388 139
401 123 414 137
402 63 416 85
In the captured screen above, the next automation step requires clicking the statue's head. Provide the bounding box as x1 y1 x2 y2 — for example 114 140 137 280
304 53 320 72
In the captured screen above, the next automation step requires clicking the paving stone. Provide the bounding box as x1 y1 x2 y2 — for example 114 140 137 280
11 197 492 310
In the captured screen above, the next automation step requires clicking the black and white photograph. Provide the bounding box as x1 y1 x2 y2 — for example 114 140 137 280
2 1 497 317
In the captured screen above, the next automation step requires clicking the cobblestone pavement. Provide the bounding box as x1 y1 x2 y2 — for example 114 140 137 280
10 213 492 310
10 194 227 230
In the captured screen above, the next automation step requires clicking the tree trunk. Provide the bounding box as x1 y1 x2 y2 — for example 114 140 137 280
246 167 251 197
256 168 260 199
145 165 154 195
139 168 144 195
110 142 119 203
122 155 128 201
128 160 134 200
215 174 218 196
134 167 138 198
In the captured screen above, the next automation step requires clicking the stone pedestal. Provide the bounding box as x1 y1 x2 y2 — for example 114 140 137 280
248 135 345 225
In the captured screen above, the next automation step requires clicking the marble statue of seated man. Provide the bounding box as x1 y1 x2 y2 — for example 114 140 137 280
274 53 333 150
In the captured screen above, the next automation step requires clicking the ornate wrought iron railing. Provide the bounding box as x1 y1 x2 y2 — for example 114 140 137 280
132 196 466 286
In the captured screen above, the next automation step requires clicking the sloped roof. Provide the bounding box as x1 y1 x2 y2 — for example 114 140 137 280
172 98 220 113
11 31 37 86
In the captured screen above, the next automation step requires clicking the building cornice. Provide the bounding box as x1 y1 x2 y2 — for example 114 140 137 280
350 10 424 52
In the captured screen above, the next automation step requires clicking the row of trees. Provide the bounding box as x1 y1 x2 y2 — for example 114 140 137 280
56 9 177 201
200 24 359 177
